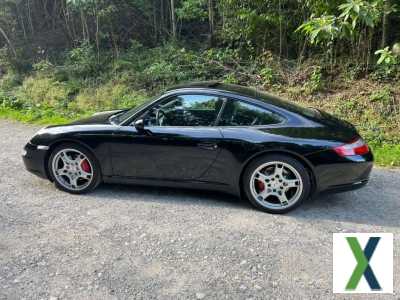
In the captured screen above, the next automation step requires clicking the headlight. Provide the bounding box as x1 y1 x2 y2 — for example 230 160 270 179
35 126 49 135
29 126 48 144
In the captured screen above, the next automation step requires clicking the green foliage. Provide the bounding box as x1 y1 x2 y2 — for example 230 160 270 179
0 106 79 125
176 0 207 21
304 66 324 94
0 90 22 110
259 67 275 84
222 73 239 84
296 15 339 45
74 82 147 111
374 47 399 79
297 0 388 64
65 42 104 78
14 77 72 109
33 60 55 73
375 47 397 65
338 0 382 29
369 87 392 104
371 144 400 167
0 71 23 91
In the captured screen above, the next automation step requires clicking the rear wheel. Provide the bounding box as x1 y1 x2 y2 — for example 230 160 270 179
243 154 311 214
48 143 101 194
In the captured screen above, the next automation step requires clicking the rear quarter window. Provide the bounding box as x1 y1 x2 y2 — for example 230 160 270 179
218 100 284 126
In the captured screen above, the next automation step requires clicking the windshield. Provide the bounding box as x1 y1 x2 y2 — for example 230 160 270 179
110 96 157 124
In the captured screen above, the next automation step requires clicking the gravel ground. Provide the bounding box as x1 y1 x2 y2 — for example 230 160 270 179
0 119 399 300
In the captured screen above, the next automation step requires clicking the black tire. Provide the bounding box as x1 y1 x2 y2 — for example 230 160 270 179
47 143 102 194
242 154 311 214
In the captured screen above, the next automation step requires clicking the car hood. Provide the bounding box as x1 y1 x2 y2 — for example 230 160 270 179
29 110 124 145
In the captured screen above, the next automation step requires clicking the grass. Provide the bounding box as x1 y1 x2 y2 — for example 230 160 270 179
371 144 400 167
0 107 81 125
1 107 399 168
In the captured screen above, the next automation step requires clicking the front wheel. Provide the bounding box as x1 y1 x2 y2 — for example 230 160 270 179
243 154 311 214
48 143 101 194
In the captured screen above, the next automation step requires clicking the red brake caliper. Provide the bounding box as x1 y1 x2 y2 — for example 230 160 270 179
256 180 265 192
80 159 91 173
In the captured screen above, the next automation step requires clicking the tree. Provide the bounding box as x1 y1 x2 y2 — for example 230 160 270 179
170 0 177 39
0 24 16 58
208 0 215 45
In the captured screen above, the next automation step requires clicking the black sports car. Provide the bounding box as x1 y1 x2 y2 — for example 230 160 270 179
23 82 373 213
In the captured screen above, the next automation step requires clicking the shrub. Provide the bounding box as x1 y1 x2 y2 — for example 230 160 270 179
374 47 399 80
74 81 147 112
65 42 104 79
14 76 72 108
369 87 392 104
259 67 275 85
0 71 23 91
0 90 23 109
304 66 324 94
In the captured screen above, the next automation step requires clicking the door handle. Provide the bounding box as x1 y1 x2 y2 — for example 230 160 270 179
197 142 218 150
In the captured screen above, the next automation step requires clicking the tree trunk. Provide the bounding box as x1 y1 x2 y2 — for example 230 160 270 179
366 27 373 74
170 0 176 39
80 9 86 41
208 0 215 46
0 25 17 58
80 9 90 42
153 0 158 43
297 38 307 66
27 0 35 35
110 30 119 59
15 2 27 40
160 0 165 38
52 0 58 30
95 14 100 62
61 0 74 46
278 0 283 58
94 3 100 63
381 0 390 48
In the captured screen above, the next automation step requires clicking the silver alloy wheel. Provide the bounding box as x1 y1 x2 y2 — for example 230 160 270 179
51 148 94 191
249 161 303 210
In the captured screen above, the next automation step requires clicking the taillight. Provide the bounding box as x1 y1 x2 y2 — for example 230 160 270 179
333 138 369 157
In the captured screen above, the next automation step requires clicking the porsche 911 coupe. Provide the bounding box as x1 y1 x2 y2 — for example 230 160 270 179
23 82 373 213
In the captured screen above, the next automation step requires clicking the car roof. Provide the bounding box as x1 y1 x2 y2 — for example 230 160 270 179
167 81 282 103
167 81 317 118
168 81 259 97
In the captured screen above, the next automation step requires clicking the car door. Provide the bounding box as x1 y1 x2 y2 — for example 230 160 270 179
110 93 225 180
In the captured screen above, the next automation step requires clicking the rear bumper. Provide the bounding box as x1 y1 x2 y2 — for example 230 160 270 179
22 143 49 179
320 178 369 194
307 150 373 194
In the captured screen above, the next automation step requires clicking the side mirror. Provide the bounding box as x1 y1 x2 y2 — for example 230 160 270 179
134 119 145 131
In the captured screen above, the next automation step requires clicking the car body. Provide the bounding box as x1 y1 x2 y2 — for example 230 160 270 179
23 82 373 213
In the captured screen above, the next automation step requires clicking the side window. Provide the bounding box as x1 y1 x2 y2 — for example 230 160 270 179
143 94 223 127
218 100 284 126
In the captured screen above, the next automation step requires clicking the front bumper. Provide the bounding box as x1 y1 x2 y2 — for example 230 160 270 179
22 142 49 179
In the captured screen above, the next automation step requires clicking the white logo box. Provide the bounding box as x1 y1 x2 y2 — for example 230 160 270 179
333 233 393 294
